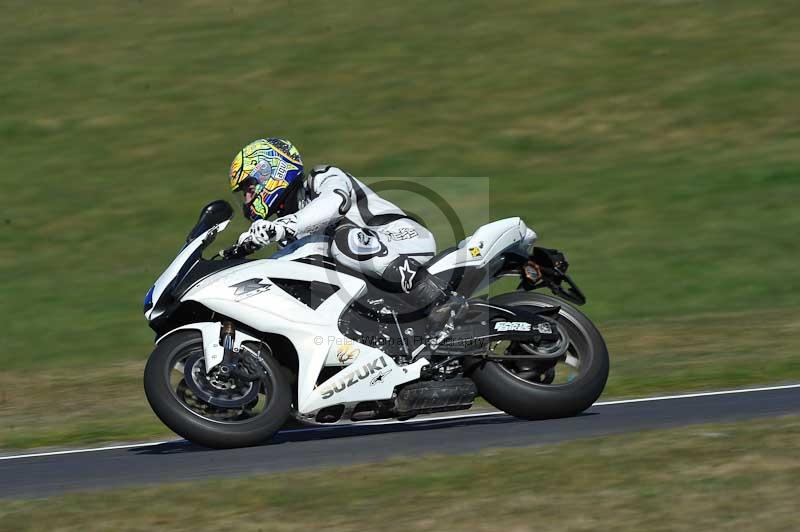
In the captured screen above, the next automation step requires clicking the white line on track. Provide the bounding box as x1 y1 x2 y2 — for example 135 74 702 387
2 382 799 462
0 440 179 461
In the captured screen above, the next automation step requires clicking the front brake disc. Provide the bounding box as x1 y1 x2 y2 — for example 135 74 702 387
183 353 259 408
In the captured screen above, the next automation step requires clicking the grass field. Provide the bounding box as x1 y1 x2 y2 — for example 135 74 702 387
3 416 799 531
2 0 800 447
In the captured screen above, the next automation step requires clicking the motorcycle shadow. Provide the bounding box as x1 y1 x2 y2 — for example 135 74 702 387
132 412 596 455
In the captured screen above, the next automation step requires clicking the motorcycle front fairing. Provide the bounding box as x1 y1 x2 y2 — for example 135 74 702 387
144 220 230 322
144 200 237 322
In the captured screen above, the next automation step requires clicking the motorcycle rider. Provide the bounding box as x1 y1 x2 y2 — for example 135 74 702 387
228 138 465 329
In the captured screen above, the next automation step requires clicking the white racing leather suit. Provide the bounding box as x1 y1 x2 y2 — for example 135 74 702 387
267 166 437 288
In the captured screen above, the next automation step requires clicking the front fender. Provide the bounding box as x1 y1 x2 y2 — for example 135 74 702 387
156 321 263 373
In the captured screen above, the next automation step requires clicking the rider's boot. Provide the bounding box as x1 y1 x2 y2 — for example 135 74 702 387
384 257 468 332
407 273 468 331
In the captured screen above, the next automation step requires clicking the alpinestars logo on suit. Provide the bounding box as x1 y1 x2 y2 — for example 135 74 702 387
398 259 416 292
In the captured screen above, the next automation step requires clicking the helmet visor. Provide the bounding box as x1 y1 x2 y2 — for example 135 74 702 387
232 177 257 218
233 177 284 221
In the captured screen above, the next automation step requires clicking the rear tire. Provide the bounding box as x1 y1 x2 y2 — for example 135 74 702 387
467 292 609 419
144 331 291 449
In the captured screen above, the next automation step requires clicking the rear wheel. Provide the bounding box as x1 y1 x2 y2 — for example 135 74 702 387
144 330 291 448
468 292 609 419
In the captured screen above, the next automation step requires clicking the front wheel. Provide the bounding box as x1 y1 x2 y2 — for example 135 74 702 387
144 330 291 448
467 292 609 419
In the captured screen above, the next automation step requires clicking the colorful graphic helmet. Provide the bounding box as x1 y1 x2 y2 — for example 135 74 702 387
229 138 304 221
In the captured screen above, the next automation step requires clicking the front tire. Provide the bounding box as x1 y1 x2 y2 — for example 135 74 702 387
468 292 609 419
144 331 291 449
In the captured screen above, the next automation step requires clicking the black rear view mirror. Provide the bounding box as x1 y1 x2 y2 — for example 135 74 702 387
186 200 234 243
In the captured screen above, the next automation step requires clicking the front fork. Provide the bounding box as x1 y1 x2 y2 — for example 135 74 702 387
216 321 238 379
156 321 264 374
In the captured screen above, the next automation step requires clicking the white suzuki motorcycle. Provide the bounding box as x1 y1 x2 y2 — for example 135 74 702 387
143 201 609 448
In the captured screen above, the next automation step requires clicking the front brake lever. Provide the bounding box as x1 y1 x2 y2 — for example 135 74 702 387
219 241 259 260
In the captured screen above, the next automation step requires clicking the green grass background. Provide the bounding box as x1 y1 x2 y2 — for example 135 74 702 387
1 0 799 446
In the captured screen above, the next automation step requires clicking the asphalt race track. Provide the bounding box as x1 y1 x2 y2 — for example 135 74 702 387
2 385 799 499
